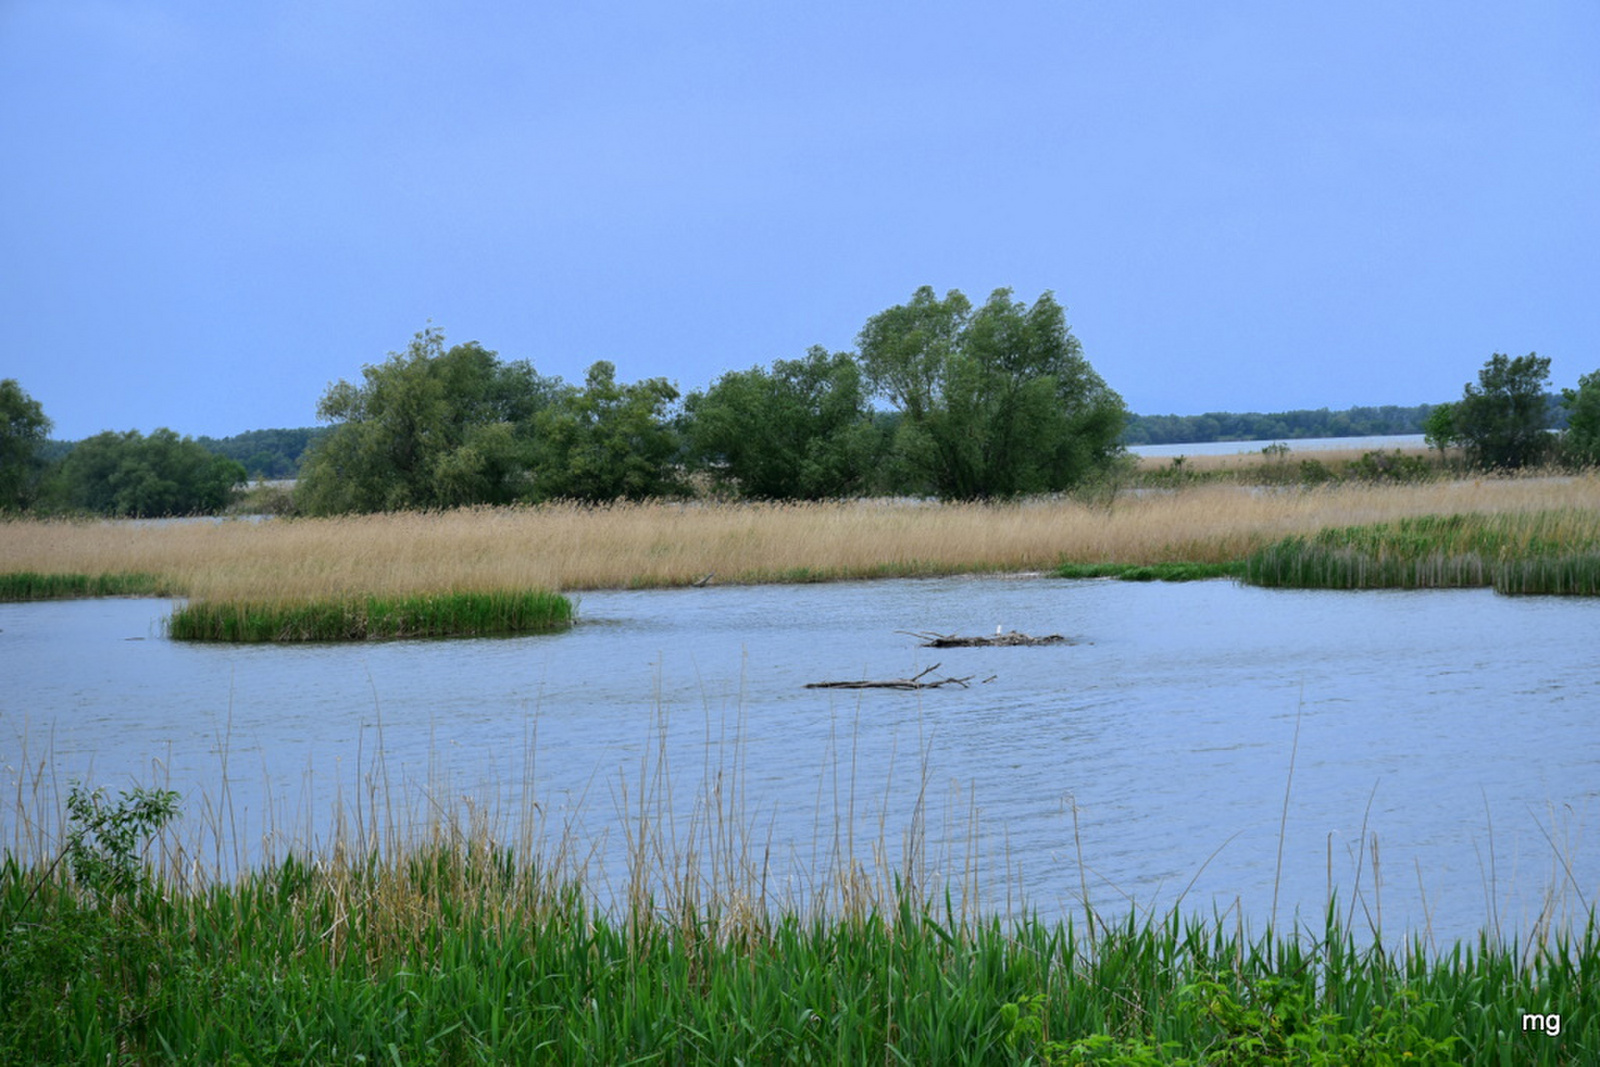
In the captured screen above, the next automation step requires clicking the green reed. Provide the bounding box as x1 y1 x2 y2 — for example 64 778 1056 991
2 735 1594 1064
0 570 177 600
1055 561 1243 582
1242 511 1600 594
3 836 1594 1064
166 589 574 642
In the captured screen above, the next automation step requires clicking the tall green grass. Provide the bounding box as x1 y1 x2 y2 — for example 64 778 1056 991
2 817 1593 1063
2 855 1584 1062
0 570 177 600
1243 511 1600 594
166 589 574 641
2 720 1595 1064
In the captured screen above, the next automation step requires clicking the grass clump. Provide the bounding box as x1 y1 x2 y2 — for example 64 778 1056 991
1242 511 1600 594
166 589 573 642
0 571 177 600
1056 561 1243 582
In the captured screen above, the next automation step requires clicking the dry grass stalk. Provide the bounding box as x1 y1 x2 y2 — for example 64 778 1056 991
1131 444 1438 474
2 475 1597 599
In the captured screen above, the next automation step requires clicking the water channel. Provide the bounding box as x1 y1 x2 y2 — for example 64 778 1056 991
2 575 1595 947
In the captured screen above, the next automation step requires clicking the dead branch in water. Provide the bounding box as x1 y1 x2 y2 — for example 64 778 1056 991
805 663 975 691
899 629 1073 648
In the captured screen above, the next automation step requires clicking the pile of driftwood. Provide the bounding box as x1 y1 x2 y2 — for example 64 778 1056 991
804 629 1069 691
805 664 977 691
899 629 1072 648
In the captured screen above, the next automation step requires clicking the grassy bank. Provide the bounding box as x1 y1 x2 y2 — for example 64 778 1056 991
166 589 574 641
1243 510 1600 593
3 475 1598 600
1129 444 1445 490
0 570 178 600
1055 561 1243 582
2 778 1593 1065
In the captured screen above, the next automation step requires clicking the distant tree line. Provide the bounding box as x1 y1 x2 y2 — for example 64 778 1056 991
194 427 333 480
294 288 1128 513
1123 405 1439 445
6 305 1598 517
0 381 246 517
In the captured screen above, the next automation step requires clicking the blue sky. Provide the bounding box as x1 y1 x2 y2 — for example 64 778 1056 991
3 2 1596 441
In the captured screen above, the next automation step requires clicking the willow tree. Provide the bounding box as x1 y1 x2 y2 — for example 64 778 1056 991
856 287 1126 499
0 378 52 510
1450 352 1552 471
684 346 882 499
298 327 559 514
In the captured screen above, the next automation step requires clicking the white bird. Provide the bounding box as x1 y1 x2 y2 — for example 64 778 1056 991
996 625 1003 635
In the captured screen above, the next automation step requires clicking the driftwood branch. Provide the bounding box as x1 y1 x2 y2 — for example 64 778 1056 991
805 663 974 691
898 629 1073 648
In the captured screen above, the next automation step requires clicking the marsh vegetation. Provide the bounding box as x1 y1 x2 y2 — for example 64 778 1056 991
4 464 1598 1057
4 472 1598 604
2 714 1595 1064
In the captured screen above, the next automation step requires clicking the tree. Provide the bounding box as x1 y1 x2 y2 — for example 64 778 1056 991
298 327 559 514
529 361 685 502
856 287 1126 499
56 429 246 516
0 379 52 510
1422 402 1457 456
1450 352 1552 471
1561 370 1600 468
684 347 883 499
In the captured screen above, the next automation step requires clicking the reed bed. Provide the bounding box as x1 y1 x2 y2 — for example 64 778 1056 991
166 589 574 642
1243 510 1600 593
0 570 177 600
1054 561 1243 582
1130 445 1437 475
3 475 1598 601
2 753 1594 1065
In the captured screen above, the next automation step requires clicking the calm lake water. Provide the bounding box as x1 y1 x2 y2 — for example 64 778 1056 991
1129 434 1428 457
2 576 1596 946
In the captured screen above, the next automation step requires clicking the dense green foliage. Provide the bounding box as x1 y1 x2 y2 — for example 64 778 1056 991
685 346 884 499
0 379 53 510
17 322 1597 513
167 589 573 641
193 426 332 479
1560 369 1600 468
858 287 1126 499
297 328 561 514
1124 403 1436 446
1434 352 1554 470
52 429 247 517
1242 512 1600 594
296 330 689 513
529 360 686 502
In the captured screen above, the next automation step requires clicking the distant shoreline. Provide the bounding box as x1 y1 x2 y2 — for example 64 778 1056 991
1129 433 1427 457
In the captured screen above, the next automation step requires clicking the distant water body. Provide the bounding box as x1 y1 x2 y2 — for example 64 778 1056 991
1129 434 1427 458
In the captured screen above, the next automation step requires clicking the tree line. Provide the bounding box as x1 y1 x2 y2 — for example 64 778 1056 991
293 287 1127 513
4 290 1597 517
1124 405 1440 445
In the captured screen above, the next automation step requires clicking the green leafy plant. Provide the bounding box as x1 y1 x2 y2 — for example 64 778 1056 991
63 783 181 902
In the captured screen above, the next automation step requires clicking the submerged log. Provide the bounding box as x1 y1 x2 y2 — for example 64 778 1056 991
805 664 975 691
900 629 1073 648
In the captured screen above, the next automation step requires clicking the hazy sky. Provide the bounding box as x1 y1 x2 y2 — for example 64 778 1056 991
4 2 1596 441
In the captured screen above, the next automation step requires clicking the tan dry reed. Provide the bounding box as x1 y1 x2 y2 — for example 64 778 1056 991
3 475 1598 601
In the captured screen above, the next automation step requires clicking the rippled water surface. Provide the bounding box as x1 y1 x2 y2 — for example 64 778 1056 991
3 577 1596 944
